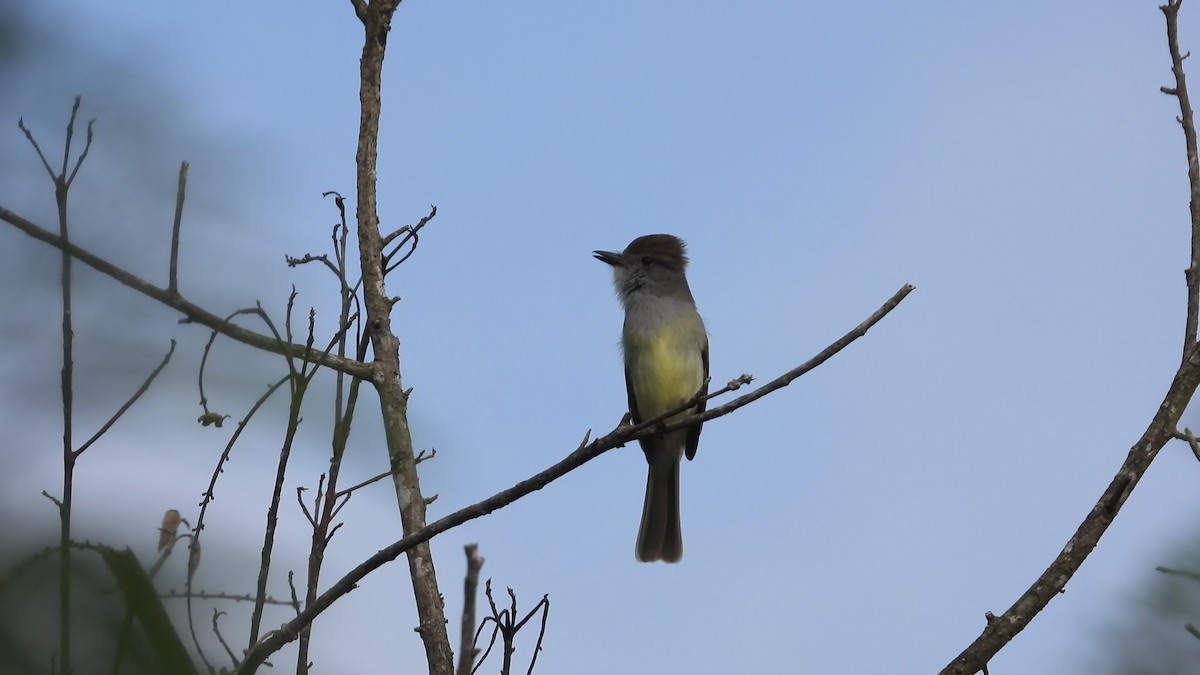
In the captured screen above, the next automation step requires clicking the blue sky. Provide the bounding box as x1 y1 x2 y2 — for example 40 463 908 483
3 2 1200 673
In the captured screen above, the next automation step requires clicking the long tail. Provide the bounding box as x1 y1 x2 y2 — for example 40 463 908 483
635 457 682 563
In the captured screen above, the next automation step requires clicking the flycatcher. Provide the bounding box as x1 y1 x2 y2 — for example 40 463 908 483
594 234 709 563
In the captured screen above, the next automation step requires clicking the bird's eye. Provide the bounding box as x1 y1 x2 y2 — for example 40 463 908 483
641 256 655 267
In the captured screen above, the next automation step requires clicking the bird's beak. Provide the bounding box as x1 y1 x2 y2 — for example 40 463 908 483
593 250 624 267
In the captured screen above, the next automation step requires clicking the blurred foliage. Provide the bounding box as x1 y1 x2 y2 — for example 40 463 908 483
1086 534 1200 675
0 544 198 675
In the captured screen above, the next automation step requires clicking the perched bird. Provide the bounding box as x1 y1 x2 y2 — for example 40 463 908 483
594 234 709 563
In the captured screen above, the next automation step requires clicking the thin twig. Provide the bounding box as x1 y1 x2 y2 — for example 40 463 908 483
297 486 316 527
456 545 485 675
212 609 239 668
1163 0 1200 350
523 593 547 672
286 252 341 277
17 116 55 180
186 374 290 666
168 161 188 296
287 571 302 615
75 340 176 457
1172 427 1200 462
470 583 548 675
334 469 393 499
522 596 550 675
470 583 502 675
197 307 271 422
1156 565 1200 582
296 191 365 675
680 285 912 429
63 102 95 188
247 372 314 648
159 590 295 606
381 204 437 246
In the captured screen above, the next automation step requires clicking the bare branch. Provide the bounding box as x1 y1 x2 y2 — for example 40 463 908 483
1157 565 1200 582
168 161 188 296
1172 427 1200 461
351 3 453 673
64 118 95 188
60 96 81 177
287 570 302 615
75 340 176 458
939 346 1200 674
1162 0 1200 349
212 609 240 668
471 583 503 675
524 596 550 675
159 590 295 607
17 116 56 180
325 521 344 546
247 370 312 649
334 469 393 499
197 307 280 421
382 204 438 274
382 204 437 247
456 545 484 675
297 487 316 527
195 375 290 540
285 252 341 277
937 7 1200 672
235 283 914 672
0 205 373 380
678 285 911 430
469 582 548 675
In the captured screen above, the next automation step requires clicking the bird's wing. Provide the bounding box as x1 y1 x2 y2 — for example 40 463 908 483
684 341 709 461
624 362 656 461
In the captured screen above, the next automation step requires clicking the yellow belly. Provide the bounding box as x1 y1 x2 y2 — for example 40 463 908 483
625 325 704 420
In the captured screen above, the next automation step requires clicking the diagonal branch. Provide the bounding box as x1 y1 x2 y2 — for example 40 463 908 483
940 4 1200 672
17 116 56 180
0 205 372 380
672 283 913 431
939 345 1200 675
74 340 176 458
234 282 914 673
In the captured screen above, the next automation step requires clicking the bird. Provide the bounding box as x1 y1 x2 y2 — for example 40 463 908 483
594 234 709 562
